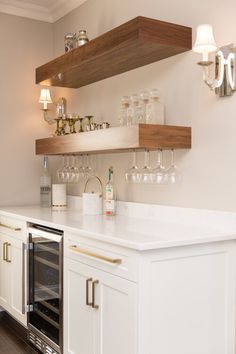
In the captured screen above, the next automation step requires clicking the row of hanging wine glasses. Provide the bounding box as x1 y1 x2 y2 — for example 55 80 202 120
57 155 95 183
125 149 181 184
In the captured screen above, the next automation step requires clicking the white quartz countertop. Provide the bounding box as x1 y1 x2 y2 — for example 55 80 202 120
1 204 236 251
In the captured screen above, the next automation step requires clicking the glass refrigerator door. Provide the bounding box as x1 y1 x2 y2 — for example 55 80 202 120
29 236 62 346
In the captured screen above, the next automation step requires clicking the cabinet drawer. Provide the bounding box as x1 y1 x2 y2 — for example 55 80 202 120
0 215 26 241
64 232 138 282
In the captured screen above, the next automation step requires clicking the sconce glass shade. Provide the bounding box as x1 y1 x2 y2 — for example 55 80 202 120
193 24 217 54
39 88 52 106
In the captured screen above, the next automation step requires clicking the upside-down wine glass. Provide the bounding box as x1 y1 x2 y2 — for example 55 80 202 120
138 150 152 183
125 150 139 183
165 149 181 184
151 149 165 184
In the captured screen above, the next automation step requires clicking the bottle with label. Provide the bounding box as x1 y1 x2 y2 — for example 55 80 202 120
104 167 116 216
40 156 52 208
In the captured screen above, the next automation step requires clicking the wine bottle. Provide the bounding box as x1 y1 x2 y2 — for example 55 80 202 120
104 166 116 215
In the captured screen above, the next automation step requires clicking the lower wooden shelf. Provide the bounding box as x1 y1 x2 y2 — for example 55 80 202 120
35 124 191 155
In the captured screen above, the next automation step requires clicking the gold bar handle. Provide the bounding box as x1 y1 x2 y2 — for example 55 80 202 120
0 223 21 232
69 245 122 265
92 280 99 309
6 243 11 263
3 242 7 261
86 278 93 306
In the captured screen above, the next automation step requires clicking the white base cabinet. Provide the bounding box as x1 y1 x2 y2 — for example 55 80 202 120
0 216 27 326
64 258 137 354
64 233 236 354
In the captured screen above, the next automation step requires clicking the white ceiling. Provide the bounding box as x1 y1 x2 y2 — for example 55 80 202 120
0 0 87 23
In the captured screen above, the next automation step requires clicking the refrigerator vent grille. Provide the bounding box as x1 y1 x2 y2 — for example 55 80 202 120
28 330 59 354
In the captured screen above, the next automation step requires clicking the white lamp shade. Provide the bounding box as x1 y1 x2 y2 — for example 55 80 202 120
193 24 217 54
39 88 52 104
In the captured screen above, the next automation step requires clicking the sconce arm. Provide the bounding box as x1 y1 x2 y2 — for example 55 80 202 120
41 109 57 125
202 50 225 90
227 52 236 90
41 97 67 125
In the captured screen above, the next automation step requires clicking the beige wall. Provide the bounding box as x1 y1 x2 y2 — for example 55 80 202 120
50 0 236 212
2 0 236 211
0 14 53 206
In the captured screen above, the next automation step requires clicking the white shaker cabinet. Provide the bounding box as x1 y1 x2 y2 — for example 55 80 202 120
0 236 10 310
64 257 137 354
64 233 236 354
0 216 27 326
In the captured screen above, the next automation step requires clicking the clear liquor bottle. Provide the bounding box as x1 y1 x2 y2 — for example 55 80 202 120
40 156 52 207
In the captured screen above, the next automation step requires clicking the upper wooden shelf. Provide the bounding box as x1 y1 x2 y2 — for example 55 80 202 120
36 16 192 89
35 124 191 155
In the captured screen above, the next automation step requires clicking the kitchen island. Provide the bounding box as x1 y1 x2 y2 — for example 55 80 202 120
0 201 236 354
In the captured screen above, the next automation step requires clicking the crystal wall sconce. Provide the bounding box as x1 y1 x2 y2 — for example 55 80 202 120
39 88 67 124
193 24 236 97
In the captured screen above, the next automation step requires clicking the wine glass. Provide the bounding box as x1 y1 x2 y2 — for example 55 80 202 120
73 155 81 182
60 155 70 182
57 155 65 182
68 155 79 183
125 150 139 183
138 150 152 183
78 155 86 182
165 149 181 184
84 154 95 178
151 149 165 184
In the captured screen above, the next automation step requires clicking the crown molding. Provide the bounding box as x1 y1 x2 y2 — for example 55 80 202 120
0 0 87 23
50 0 87 22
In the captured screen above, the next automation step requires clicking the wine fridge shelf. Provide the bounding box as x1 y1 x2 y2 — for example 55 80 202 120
35 124 192 155
35 309 59 330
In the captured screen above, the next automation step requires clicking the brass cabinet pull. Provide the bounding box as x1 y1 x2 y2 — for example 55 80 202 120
92 280 99 309
6 243 11 263
3 242 7 261
69 245 122 265
86 278 93 307
0 223 21 232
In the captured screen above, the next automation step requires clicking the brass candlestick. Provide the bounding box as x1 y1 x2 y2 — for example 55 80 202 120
78 117 84 133
67 115 79 134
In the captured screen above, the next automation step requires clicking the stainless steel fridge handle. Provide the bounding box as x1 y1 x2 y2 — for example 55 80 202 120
22 243 26 315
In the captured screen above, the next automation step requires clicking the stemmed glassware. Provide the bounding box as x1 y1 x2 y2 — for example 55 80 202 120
151 149 165 184
164 149 181 184
84 154 95 178
125 149 181 185
125 150 139 183
138 150 152 183
57 155 66 182
57 154 95 183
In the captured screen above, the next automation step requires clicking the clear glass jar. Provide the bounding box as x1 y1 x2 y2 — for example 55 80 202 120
77 30 89 47
130 94 145 124
146 89 165 124
64 33 77 53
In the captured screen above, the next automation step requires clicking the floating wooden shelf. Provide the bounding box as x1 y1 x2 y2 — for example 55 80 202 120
36 16 192 89
35 124 191 155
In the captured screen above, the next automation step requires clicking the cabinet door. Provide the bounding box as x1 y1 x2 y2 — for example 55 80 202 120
147 242 236 354
94 270 137 354
0 235 10 311
7 237 27 325
64 258 95 354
